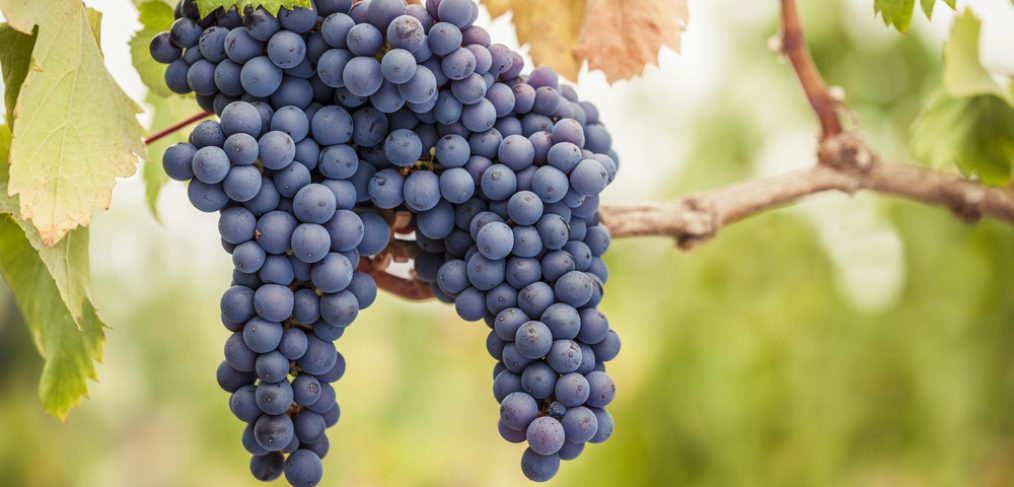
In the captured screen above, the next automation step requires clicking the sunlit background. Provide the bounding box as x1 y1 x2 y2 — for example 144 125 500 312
1 0 1013 485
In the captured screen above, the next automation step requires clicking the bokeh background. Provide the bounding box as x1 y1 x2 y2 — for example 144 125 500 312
1 0 1013 485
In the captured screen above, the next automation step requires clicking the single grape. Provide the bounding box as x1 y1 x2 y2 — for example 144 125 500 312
480 164 517 200
441 47 476 81
417 200 455 239
387 15 426 52
321 13 355 47
218 360 256 393
250 453 285 481
223 166 263 202
298 336 339 375
294 411 327 444
554 271 594 308
162 142 197 181
347 23 384 56
244 6 281 41
164 59 192 94
199 26 229 63
254 414 295 452
397 65 437 104
292 374 322 406
230 385 261 423
150 32 182 63
279 4 318 33
592 329 621 362
515 321 553 359
384 128 423 167
450 73 486 105
520 448 560 482
428 21 462 56
238 56 281 97
454 287 486 321
311 252 354 293
267 31 307 69
380 48 418 84
521 362 556 399
403 171 440 212
170 17 202 49
526 416 565 455
256 351 292 383
436 0 474 27
500 391 538 431
283 449 323 487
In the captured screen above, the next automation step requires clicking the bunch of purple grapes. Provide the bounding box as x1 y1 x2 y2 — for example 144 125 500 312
150 0 619 484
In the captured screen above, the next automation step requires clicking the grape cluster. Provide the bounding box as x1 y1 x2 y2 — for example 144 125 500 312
151 0 619 484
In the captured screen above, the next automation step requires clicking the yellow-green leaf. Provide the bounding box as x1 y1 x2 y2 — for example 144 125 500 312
144 93 202 219
875 0 916 32
131 1 177 98
196 0 312 17
85 7 103 45
0 124 9 164
131 0 177 7
0 215 105 420
0 0 146 246
483 0 687 83
875 0 955 32
912 88 1014 186
0 24 37 127
943 9 1008 101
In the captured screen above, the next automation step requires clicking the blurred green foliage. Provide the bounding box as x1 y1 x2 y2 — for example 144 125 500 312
0 1 1012 486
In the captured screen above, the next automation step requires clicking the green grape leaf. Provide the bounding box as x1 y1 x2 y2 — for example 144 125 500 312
0 0 146 246
132 0 177 8
875 0 955 32
0 24 37 127
916 0 953 19
0 124 104 420
943 9 1009 101
875 0 916 31
144 94 202 219
131 1 176 97
0 216 105 420
195 0 312 17
912 89 1014 185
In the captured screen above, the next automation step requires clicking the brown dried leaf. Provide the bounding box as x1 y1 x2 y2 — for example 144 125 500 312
576 0 687 82
483 0 688 83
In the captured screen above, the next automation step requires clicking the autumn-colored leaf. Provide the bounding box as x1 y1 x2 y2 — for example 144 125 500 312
576 0 687 82
482 0 687 82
